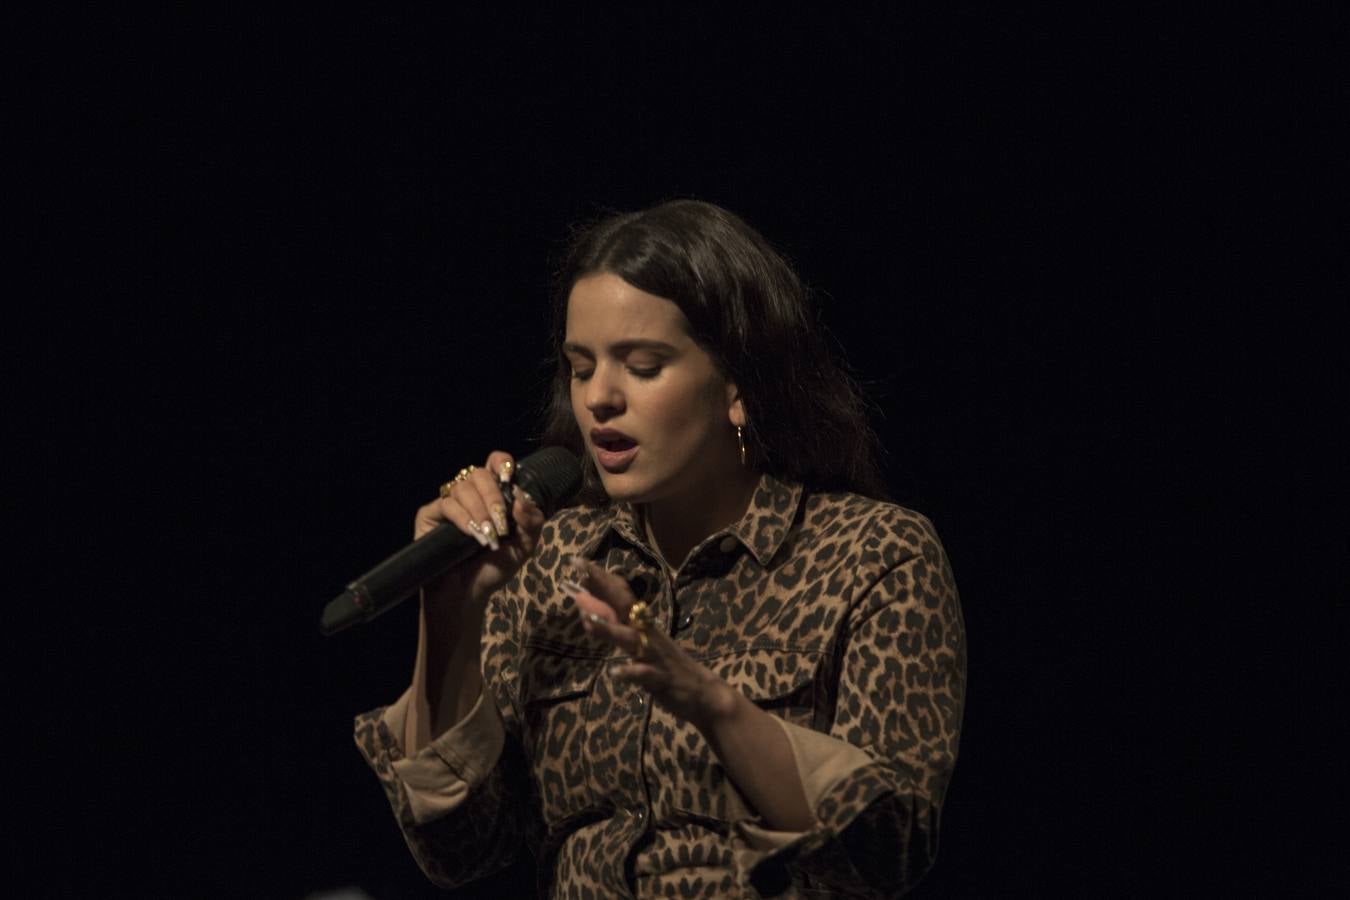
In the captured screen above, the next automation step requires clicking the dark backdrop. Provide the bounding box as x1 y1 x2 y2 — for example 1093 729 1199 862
29 6 1339 898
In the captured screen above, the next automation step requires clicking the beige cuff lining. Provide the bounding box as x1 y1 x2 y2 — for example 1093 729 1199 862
736 718 873 852
387 689 506 825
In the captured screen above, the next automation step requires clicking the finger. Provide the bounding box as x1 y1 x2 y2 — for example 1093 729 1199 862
567 556 637 615
578 610 648 659
609 660 664 687
442 476 499 550
565 585 649 658
640 619 677 654
437 492 497 550
512 487 546 538
485 451 516 486
569 586 621 626
467 464 510 538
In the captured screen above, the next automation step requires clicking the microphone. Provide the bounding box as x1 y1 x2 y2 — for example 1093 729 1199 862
319 446 582 636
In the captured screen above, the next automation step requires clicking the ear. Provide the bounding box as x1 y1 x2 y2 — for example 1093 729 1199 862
725 381 747 428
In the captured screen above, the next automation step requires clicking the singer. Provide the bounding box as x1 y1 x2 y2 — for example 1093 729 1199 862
353 200 966 897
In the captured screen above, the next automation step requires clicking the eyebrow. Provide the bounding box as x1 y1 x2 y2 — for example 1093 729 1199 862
561 339 678 358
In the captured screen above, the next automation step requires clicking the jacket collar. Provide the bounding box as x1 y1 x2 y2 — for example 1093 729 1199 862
584 473 803 568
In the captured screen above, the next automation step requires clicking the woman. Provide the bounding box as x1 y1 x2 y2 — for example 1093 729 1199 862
354 200 966 897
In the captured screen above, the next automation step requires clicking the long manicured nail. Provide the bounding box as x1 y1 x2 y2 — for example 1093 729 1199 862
499 460 514 484
467 521 491 548
559 578 583 599
476 521 499 551
489 502 509 537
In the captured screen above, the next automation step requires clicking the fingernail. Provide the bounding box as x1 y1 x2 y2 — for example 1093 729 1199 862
587 612 604 625
563 555 591 586
476 521 499 551
490 502 509 537
499 461 514 484
559 578 582 599
519 489 539 510
467 522 491 548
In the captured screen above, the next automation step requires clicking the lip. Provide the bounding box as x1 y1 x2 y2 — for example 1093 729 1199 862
590 428 639 473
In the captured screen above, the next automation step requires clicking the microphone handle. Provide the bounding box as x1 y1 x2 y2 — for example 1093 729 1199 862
318 483 520 636
319 446 581 637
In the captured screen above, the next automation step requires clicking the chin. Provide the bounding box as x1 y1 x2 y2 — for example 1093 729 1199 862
593 459 671 505
595 471 648 503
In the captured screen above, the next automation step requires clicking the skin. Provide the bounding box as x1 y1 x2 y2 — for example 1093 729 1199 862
412 272 813 831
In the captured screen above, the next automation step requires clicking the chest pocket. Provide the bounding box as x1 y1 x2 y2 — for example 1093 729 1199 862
660 647 826 823
519 646 602 826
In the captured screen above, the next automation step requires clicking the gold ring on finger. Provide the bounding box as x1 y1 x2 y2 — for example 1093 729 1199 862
628 601 653 632
439 465 477 498
628 601 653 659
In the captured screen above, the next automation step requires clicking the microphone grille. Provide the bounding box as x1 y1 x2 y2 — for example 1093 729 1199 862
514 446 583 516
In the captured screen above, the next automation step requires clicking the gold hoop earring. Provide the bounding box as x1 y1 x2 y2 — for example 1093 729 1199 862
736 425 747 467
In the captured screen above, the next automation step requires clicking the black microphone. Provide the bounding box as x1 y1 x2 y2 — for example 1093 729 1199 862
319 446 582 636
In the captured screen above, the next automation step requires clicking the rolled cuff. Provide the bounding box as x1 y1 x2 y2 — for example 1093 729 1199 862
735 717 873 853
384 688 506 825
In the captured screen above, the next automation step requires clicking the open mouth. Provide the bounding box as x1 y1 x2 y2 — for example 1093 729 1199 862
595 435 637 453
592 430 639 471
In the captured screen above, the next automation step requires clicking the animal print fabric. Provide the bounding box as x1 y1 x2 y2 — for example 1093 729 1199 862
354 475 966 897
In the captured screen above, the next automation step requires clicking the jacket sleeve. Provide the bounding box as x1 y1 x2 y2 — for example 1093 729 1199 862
736 512 967 898
352 577 536 890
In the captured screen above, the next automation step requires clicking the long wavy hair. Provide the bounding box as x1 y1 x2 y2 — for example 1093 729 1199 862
540 199 888 505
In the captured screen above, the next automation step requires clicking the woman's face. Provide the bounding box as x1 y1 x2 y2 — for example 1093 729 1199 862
564 272 744 505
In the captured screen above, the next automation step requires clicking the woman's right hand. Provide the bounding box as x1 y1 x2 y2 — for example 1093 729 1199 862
414 451 547 610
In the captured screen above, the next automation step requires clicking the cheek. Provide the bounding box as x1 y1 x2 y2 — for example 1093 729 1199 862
569 380 589 422
645 379 723 437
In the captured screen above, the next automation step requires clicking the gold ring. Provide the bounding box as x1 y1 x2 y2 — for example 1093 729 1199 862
629 601 653 659
438 465 477 498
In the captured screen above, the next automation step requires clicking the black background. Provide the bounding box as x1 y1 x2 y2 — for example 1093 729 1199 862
27 5 1342 898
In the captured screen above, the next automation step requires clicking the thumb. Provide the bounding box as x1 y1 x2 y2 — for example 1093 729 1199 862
511 488 546 555
569 556 637 615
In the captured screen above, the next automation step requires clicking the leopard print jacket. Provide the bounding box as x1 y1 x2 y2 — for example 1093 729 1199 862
354 475 966 898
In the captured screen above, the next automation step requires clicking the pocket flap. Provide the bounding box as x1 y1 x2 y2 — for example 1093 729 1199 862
710 648 821 704
520 651 599 703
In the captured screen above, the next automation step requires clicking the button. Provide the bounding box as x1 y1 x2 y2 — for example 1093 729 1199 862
677 611 694 630
718 536 738 553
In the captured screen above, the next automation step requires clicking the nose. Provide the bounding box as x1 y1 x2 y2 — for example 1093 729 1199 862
583 363 625 421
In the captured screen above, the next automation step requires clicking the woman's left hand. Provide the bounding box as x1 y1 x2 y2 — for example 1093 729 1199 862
562 556 736 730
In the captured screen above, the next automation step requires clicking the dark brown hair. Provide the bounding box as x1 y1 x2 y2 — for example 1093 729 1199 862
540 199 887 504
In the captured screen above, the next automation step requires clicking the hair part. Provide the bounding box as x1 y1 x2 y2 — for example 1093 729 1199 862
540 199 888 505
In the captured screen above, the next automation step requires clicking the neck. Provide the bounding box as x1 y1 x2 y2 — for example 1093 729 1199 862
642 467 761 572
